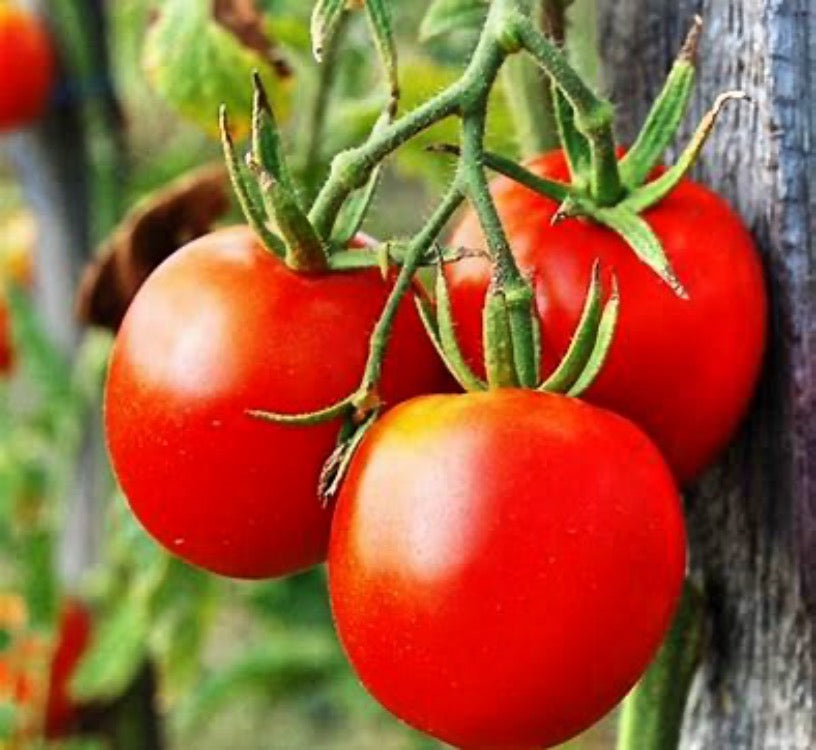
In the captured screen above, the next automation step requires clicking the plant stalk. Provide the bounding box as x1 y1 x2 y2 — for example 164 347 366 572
616 581 705 750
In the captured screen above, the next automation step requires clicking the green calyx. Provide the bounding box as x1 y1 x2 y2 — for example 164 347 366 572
220 74 329 273
239 1 747 501
480 15 748 299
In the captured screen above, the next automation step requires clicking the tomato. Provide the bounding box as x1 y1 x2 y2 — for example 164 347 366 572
0 4 55 131
44 600 91 738
105 226 452 579
447 151 767 483
330 390 686 749
0 302 13 374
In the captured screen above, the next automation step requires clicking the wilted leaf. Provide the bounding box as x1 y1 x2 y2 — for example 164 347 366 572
214 0 292 78
76 165 230 332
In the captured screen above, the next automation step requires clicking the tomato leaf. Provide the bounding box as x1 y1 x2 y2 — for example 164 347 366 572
420 0 488 43
69 593 151 703
143 0 292 139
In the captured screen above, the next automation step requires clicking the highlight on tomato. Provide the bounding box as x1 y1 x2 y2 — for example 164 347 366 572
329 390 687 749
0 1 56 132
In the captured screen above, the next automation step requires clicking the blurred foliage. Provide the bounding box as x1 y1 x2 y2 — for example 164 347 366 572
0 1 609 748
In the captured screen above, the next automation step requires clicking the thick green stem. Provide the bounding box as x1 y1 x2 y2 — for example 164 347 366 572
616 582 705 750
308 87 463 238
461 113 540 388
358 186 465 397
513 20 623 205
308 0 601 238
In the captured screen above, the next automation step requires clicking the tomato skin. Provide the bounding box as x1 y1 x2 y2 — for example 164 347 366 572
105 226 452 579
0 5 55 131
447 151 767 483
330 390 686 749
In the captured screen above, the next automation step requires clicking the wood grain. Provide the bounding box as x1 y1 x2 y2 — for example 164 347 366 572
596 0 816 746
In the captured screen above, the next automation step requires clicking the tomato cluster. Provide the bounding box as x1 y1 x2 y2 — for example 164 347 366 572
0 4 55 132
103 141 766 746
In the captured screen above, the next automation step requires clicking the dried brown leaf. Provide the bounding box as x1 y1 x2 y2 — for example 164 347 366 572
213 0 292 79
77 164 230 331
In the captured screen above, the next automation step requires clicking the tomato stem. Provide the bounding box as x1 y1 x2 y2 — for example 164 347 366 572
616 581 705 750
514 20 623 206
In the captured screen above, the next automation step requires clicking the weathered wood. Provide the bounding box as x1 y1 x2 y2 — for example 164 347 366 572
596 0 815 747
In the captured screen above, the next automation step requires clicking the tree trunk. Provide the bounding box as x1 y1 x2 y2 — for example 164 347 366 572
596 0 815 747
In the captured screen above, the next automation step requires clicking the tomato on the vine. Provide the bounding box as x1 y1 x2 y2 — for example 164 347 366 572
0 3 55 131
105 226 452 579
330 390 686 749
447 151 767 482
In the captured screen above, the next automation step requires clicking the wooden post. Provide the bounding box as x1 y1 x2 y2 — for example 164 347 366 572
596 1 815 747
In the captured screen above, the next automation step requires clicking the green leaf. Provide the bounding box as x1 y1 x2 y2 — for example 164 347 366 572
623 90 749 215
176 632 343 731
420 0 488 43
143 0 292 139
70 592 151 703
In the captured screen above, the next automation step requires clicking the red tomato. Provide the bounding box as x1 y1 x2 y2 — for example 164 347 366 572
0 302 13 374
44 600 91 738
330 390 686 750
447 151 767 483
0 4 55 131
105 226 452 579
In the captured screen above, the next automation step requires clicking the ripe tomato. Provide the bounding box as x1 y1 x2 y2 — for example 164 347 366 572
447 151 767 483
0 4 55 131
330 390 686 749
0 302 13 374
105 226 452 579
44 600 91 738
